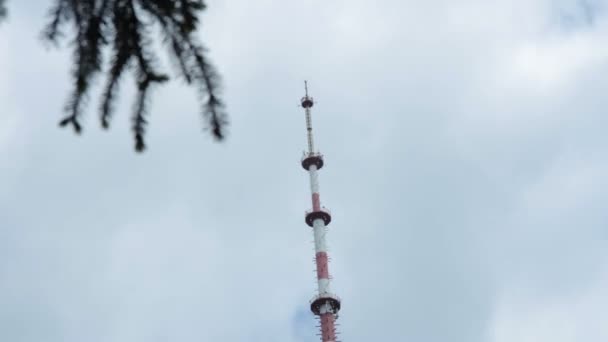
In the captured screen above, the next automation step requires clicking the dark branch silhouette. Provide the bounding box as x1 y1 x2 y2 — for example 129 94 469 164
33 0 227 152
0 0 6 21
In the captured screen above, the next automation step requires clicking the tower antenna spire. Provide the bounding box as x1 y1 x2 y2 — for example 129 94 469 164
298 82 341 342
301 81 315 154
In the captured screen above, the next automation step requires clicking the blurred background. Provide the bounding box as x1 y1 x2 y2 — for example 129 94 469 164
0 0 607 341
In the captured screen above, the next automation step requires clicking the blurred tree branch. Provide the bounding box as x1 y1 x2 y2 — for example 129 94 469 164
3 0 227 152
0 0 6 21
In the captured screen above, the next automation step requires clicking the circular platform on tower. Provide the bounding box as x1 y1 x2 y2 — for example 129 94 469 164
301 96 314 108
310 293 341 316
302 153 324 170
305 207 332 227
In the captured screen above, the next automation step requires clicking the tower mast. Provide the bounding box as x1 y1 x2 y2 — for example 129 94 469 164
300 81 341 342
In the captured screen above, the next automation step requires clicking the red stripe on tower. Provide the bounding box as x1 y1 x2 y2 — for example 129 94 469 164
315 252 329 279
321 313 337 341
312 193 321 211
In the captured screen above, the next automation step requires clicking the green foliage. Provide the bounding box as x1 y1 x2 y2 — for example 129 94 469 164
40 0 227 152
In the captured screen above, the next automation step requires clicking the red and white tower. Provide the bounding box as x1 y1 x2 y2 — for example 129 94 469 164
299 82 341 342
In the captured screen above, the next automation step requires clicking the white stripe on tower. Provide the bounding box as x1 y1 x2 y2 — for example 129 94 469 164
305 106 315 154
309 166 321 211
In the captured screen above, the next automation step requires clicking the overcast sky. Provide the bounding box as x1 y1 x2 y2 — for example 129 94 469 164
1 0 608 341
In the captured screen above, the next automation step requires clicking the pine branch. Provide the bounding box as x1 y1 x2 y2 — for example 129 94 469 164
138 0 226 140
100 46 131 128
58 0 107 133
0 0 8 22
189 41 226 140
42 0 226 151
43 0 70 42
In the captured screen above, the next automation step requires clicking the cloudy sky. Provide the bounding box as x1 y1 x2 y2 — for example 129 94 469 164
1 0 608 341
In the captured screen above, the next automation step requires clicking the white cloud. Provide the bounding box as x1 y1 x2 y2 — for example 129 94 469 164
490 263 608 342
503 28 608 90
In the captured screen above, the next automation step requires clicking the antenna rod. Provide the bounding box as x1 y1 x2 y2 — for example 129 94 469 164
302 81 315 154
